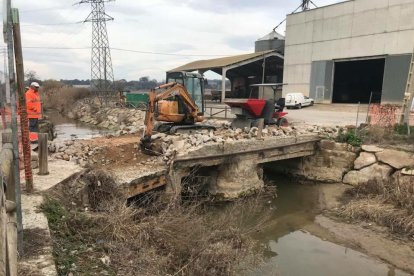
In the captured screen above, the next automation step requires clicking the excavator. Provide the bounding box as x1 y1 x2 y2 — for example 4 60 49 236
140 71 215 155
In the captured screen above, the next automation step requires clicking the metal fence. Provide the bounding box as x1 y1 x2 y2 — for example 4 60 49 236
204 105 232 119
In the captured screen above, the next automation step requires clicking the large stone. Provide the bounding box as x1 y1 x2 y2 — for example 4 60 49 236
209 159 263 199
361 145 383 153
354 152 376 170
376 149 414 170
343 163 393 186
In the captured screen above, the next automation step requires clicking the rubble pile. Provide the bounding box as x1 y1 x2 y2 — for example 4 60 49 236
48 140 104 167
68 101 145 134
49 120 345 165
152 124 344 160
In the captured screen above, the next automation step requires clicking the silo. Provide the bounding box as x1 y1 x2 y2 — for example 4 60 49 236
255 30 285 54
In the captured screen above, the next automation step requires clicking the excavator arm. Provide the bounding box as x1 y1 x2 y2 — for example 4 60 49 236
140 82 204 154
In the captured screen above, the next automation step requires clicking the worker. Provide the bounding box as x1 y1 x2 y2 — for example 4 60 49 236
26 82 42 142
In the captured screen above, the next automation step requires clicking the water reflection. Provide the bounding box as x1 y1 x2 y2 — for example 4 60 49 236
247 179 410 276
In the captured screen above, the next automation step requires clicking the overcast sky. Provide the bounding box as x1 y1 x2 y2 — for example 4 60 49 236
2 0 341 81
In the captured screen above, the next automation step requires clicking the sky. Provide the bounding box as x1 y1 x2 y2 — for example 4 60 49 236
2 0 342 81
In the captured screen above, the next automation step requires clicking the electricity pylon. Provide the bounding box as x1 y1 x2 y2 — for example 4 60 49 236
79 0 115 103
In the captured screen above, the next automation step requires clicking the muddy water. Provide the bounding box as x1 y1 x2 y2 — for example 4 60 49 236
246 178 411 276
46 110 110 141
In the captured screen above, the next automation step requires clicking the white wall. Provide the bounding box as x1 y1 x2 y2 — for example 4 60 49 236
283 0 414 96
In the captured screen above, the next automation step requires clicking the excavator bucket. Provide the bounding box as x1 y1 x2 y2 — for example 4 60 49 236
139 136 162 156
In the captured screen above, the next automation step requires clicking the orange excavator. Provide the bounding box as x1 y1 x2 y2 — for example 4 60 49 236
140 78 215 155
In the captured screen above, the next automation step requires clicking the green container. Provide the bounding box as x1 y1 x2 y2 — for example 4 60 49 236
125 93 148 109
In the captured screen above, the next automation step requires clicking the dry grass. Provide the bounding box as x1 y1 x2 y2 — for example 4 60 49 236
42 169 267 276
340 199 414 239
41 80 91 113
340 178 414 239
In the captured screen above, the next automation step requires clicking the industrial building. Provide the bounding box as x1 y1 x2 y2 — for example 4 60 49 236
282 0 414 104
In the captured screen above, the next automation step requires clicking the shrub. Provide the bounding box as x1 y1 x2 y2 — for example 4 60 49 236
394 123 414 135
336 129 362 147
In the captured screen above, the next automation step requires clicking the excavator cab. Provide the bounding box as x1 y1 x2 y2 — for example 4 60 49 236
166 71 205 115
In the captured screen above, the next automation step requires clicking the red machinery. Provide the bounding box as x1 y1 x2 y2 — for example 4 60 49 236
224 83 288 129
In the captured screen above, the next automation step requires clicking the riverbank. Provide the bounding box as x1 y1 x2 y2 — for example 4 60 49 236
315 183 414 274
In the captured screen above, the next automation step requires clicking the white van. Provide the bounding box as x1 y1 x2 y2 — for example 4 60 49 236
285 93 314 109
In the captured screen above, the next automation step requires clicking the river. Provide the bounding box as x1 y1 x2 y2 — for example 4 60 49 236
247 176 410 276
46 110 110 141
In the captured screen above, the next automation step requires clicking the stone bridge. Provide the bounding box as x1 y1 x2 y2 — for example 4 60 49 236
124 135 320 199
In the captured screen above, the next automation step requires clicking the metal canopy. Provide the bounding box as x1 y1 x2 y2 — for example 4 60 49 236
169 50 284 103
169 50 283 74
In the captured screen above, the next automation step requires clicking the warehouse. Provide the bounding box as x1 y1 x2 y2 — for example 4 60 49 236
282 0 414 104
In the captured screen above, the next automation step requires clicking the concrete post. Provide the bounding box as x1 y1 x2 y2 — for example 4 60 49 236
38 133 49 175
167 167 190 200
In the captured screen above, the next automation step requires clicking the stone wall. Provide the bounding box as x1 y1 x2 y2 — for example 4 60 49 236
266 139 357 183
343 146 414 186
267 141 414 186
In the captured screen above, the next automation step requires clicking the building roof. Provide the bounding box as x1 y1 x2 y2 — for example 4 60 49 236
257 31 285 41
169 50 282 73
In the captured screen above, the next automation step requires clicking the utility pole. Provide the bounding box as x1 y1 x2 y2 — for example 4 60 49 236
4 0 23 254
79 0 115 104
12 8 33 193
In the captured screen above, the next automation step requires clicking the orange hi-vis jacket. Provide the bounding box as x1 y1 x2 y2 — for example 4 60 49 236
25 88 42 119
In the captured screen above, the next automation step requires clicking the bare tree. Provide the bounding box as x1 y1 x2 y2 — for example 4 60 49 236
24 70 40 84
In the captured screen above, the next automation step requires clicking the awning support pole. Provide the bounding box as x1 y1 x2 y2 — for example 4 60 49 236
221 67 227 103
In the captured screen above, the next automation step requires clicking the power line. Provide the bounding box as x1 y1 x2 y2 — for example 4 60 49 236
19 6 74 13
21 21 83 26
23 46 90 50
110 47 229 57
21 45 232 57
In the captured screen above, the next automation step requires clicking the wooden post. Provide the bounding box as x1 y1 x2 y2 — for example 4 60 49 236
38 133 49 175
12 9 33 192
257 118 264 139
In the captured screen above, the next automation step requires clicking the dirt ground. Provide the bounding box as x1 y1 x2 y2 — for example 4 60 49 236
84 134 152 168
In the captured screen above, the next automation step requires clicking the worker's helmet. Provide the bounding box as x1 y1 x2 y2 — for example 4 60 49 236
30 82 40 88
